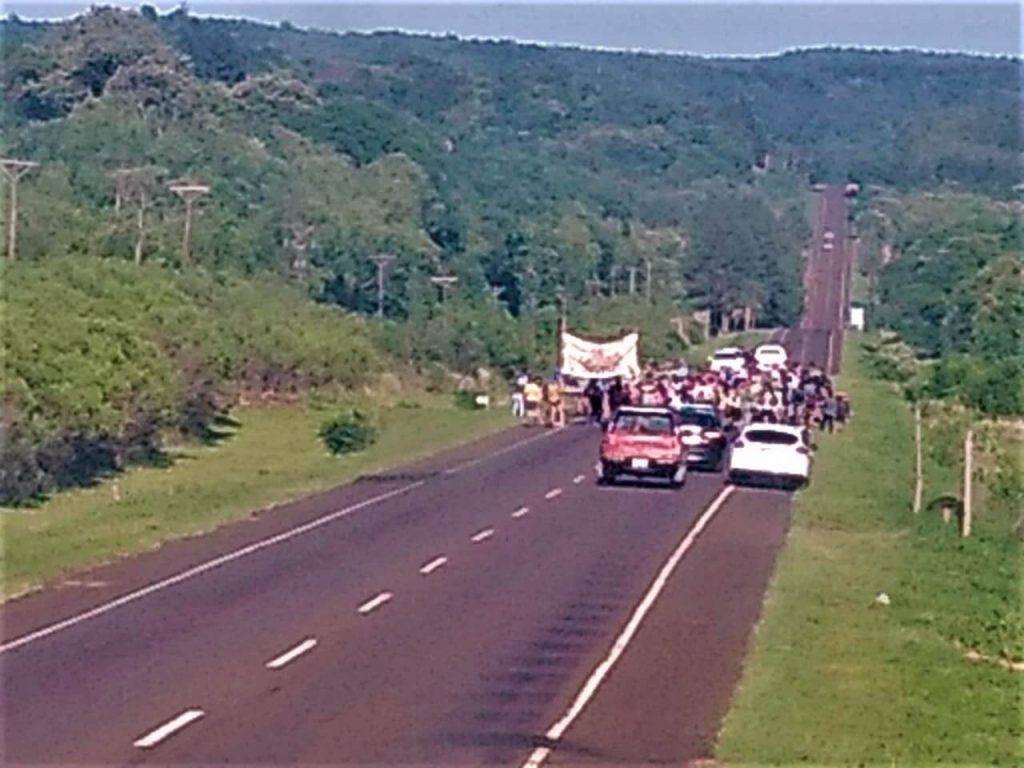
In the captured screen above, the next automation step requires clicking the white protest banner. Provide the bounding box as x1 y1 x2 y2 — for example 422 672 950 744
560 331 640 380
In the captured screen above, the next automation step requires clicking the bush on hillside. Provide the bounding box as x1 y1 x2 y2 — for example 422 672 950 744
319 409 378 455
1 257 382 504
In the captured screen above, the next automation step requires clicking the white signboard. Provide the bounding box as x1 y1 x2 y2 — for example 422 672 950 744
849 306 865 331
560 331 641 380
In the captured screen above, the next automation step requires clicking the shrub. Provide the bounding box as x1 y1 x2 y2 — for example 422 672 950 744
319 409 378 455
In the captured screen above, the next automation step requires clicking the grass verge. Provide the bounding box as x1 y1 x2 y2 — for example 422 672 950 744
1 396 512 600
716 337 1022 765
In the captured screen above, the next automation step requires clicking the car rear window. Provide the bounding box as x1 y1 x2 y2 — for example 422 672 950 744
713 351 742 360
613 413 674 434
745 429 799 445
678 411 719 428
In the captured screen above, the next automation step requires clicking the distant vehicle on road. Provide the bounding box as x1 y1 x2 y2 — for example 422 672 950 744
728 423 812 489
753 343 788 371
676 405 730 471
708 347 747 375
823 240 834 251
823 229 835 242
598 406 687 487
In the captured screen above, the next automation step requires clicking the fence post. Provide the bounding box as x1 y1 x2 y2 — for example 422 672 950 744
913 403 923 515
961 428 973 537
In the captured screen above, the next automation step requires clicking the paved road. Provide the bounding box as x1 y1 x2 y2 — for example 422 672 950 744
777 185 854 373
0 189 850 767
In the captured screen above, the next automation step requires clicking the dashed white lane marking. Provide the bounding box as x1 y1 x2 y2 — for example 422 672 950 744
419 556 448 575
266 638 317 670
133 709 205 749
544 488 563 500
1 429 563 656
471 528 495 542
512 506 530 519
0 483 423 655
572 475 585 485
519 485 736 768
357 592 393 615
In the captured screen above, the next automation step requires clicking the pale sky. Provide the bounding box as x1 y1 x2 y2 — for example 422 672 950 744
6 2 1022 57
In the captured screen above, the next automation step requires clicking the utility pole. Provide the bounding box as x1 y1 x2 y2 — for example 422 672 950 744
1 158 38 261
962 427 974 537
289 223 315 275
912 403 923 515
111 166 157 265
369 253 394 317
644 258 652 301
628 266 637 296
168 180 210 265
430 274 458 303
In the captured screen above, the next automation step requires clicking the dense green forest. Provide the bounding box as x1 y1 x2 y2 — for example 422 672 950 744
856 191 1023 416
1 6 1020 502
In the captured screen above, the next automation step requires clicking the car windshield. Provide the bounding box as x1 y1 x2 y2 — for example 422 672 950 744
613 413 674 434
745 429 799 445
678 410 719 428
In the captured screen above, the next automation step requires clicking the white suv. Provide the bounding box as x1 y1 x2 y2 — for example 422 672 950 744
708 347 747 375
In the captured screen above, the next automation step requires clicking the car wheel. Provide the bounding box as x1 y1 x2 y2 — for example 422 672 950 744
598 462 616 485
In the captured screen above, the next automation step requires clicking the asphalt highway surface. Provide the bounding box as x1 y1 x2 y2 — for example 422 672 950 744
0 188 851 766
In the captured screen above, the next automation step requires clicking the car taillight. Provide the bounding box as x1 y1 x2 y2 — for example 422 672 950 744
734 439 745 448
796 446 810 455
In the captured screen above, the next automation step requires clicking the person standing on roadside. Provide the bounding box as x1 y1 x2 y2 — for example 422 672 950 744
585 379 604 426
512 371 527 420
546 375 566 429
821 392 838 433
523 377 543 426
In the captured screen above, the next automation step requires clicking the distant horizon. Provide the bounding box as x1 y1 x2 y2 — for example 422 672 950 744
5 2 1021 58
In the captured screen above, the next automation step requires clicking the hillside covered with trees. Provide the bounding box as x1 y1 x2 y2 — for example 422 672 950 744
1 6 1020 501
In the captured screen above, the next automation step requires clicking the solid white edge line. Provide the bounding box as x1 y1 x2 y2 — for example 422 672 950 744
518 485 736 768
444 429 558 475
2 426 566 655
133 708 205 749
0 481 424 655
512 506 530 519
265 637 317 670
470 528 495 542
357 592 393 615
544 488 563 500
419 556 448 575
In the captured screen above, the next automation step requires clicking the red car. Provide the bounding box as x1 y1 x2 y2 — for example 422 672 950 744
598 406 687 488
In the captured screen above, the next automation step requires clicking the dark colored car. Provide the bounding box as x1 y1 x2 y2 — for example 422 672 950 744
676 405 730 471
598 406 687 487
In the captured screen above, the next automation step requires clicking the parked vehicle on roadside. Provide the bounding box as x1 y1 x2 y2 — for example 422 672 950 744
598 406 687 488
728 423 812 489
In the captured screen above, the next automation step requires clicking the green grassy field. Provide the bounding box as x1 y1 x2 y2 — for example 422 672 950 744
717 339 1023 765
0 398 513 600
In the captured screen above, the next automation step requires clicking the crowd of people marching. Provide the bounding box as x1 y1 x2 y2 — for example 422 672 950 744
511 350 850 434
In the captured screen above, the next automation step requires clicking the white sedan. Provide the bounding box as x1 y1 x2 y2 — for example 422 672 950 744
753 343 788 371
728 423 812 489
708 347 747 375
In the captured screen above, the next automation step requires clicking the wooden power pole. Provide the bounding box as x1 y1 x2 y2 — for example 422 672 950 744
168 180 210 265
430 274 458 303
962 428 974 537
370 253 394 318
913 403 924 515
1 158 38 261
